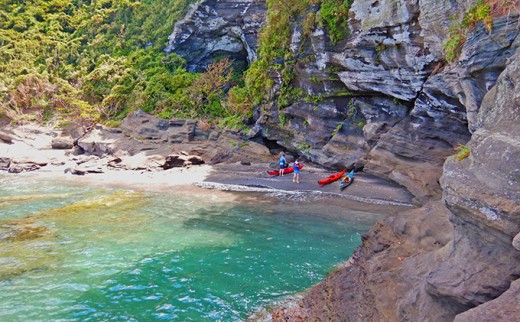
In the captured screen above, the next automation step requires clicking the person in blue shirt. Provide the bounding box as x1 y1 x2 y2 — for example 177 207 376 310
279 153 287 176
292 160 301 183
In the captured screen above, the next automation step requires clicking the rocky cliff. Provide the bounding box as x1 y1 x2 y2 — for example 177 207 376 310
164 0 267 72
271 34 520 322
166 0 520 321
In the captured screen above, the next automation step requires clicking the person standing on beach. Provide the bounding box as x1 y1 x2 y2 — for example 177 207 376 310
292 160 301 183
279 153 287 176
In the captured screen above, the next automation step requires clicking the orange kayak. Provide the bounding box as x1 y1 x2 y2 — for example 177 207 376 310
318 169 346 186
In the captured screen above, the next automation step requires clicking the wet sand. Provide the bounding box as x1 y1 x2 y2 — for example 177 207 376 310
205 163 415 207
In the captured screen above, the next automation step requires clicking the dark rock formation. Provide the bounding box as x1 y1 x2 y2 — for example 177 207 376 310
0 110 274 177
162 153 205 169
272 200 455 321
454 279 520 322
51 137 74 149
0 109 275 176
112 110 272 164
120 109 210 143
342 4 517 203
0 157 10 171
7 162 46 173
120 109 171 141
514 232 520 251
165 0 267 72
243 0 518 204
64 167 86 175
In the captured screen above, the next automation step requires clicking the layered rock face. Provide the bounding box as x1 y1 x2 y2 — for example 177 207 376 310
77 110 273 165
437 42 520 320
166 0 519 204
315 0 517 203
271 42 520 323
164 0 267 72
166 1 518 199
0 110 274 175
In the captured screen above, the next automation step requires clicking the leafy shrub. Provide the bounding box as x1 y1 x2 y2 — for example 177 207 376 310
218 115 249 131
226 85 255 116
455 144 471 161
444 33 466 63
188 58 234 119
297 141 312 153
331 122 342 137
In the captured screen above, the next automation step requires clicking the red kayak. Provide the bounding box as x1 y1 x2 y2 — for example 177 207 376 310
318 169 346 186
267 164 304 176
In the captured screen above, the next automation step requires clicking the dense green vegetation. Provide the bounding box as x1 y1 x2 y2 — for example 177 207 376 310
317 0 352 45
0 0 352 129
0 0 237 127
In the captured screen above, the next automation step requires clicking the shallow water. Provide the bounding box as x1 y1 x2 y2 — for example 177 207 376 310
0 174 385 321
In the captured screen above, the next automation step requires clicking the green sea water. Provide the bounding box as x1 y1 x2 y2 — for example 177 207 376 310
0 174 384 321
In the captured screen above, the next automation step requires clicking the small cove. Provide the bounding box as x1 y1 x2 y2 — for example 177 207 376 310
0 173 394 321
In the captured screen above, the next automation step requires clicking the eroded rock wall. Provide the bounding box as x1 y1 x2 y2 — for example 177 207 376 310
271 18 520 323
179 0 517 204
433 39 520 319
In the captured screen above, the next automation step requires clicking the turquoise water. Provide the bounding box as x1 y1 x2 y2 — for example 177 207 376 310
0 174 383 321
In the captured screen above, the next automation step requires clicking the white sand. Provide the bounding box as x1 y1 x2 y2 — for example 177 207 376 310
33 164 214 191
1 128 214 192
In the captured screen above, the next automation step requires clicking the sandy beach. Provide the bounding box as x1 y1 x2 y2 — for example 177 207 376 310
35 163 214 189
0 123 414 213
3 160 415 212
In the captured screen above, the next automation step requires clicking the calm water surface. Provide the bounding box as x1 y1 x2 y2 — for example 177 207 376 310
0 174 384 321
